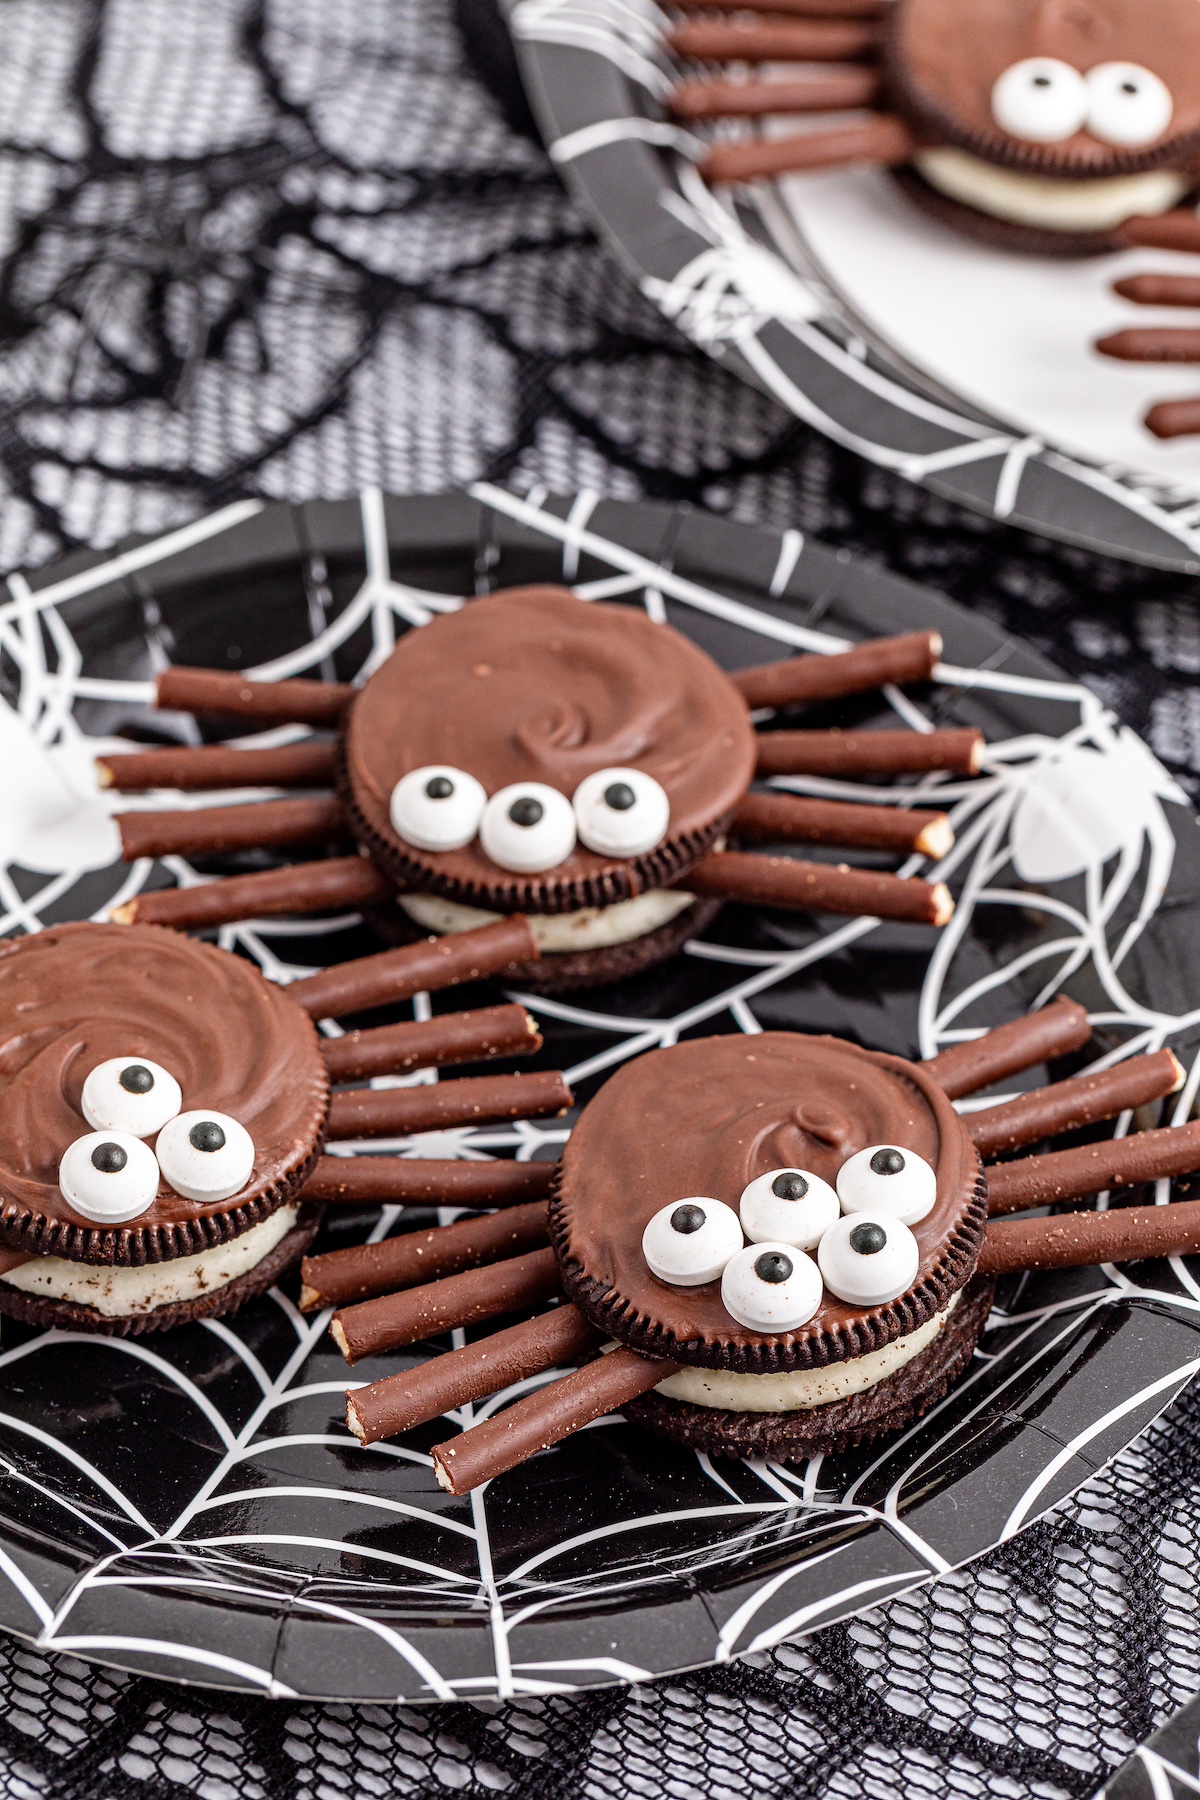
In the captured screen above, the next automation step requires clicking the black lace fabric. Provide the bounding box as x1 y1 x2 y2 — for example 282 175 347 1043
2 2 1200 1794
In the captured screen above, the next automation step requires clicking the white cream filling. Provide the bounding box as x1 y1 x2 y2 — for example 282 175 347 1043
398 887 696 953
915 148 1190 234
654 1293 959 1413
0 1204 299 1317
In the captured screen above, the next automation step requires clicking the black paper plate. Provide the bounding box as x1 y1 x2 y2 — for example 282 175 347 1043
4 485 1200 1702
506 0 1200 574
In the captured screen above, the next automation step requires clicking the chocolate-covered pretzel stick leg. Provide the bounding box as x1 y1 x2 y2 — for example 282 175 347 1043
321 1005 540 1083
110 856 392 929
703 118 914 185
671 68 880 118
97 740 337 793
301 1201 549 1310
1116 212 1200 253
733 790 953 859
1095 328 1200 364
669 18 879 59
330 1246 561 1363
117 795 345 861
924 998 1092 1100
156 666 353 726
346 1306 603 1445
1142 400 1200 441
430 1347 681 1495
969 1049 1184 1159
302 1156 555 1208
325 1069 572 1141
985 1118 1200 1217
979 1197 1200 1277
687 850 953 926
756 728 983 779
288 916 538 1018
674 0 886 15
1112 275 1200 310
734 631 940 712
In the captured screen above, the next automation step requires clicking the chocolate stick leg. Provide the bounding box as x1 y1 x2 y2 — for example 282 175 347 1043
733 630 940 712
979 1197 1200 1277
325 1069 572 1141
110 856 392 929
673 0 887 16
430 1346 681 1495
669 17 879 59
301 1201 550 1310
321 1004 540 1083
346 1306 604 1445
330 1246 562 1363
301 1156 556 1208
756 728 984 780
985 1118 1200 1217
702 116 915 185
686 850 953 926
733 790 953 859
156 666 353 727
924 998 1092 1100
969 1049 1184 1159
97 740 337 793
116 795 345 861
670 68 880 118
288 916 539 1018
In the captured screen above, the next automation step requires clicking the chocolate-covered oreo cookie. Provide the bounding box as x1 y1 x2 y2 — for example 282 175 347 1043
0 922 328 1271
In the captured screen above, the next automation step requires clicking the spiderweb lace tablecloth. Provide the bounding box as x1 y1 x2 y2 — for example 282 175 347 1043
2 2 1200 1795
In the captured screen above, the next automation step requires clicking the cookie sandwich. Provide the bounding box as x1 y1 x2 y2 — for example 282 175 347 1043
103 586 977 991
311 999 1200 1490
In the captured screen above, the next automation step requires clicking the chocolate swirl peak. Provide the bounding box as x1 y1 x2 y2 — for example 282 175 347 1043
553 1032 984 1373
0 923 328 1263
341 586 757 913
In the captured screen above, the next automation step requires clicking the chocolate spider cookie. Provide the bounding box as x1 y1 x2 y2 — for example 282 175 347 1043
0 922 328 1335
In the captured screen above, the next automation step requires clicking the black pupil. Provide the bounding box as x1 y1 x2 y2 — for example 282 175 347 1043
425 776 454 800
870 1148 906 1177
1121 80 1138 94
190 1121 227 1153
508 796 544 828
1033 74 1050 87
604 782 636 812
755 1250 793 1284
850 1222 887 1256
670 1204 706 1234
772 1171 809 1201
119 1064 154 1094
91 1142 127 1174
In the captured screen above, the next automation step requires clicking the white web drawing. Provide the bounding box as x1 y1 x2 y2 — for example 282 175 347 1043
0 485 1198 1700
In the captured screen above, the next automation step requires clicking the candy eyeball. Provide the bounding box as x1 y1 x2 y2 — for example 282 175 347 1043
59 1130 160 1224
739 1167 839 1249
818 1212 920 1307
721 1242 823 1332
572 767 670 858
1085 63 1172 147
642 1197 744 1286
836 1145 937 1226
479 782 577 873
156 1110 255 1203
992 58 1088 142
390 765 486 852
80 1056 183 1138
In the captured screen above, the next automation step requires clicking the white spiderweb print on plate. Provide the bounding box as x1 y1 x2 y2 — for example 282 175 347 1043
0 485 1199 1702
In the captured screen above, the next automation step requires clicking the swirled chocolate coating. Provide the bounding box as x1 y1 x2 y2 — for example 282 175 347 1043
553 1032 983 1373
341 587 756 913
0 923 328 1263
889 0 1200 176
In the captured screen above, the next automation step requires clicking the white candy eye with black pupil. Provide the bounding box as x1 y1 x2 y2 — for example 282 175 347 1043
721 1241 823 1331
818 1211 920 1306
156 1110 255 1203
389 765 487 852
836 1144 937 1225
81 1055 182 1137
572 767 670 857
1085 63 1172 147
992 58 1088 142
59 1130 160 1223
479 782 577 873
739 1166 839 1249
642 1197 744 1285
